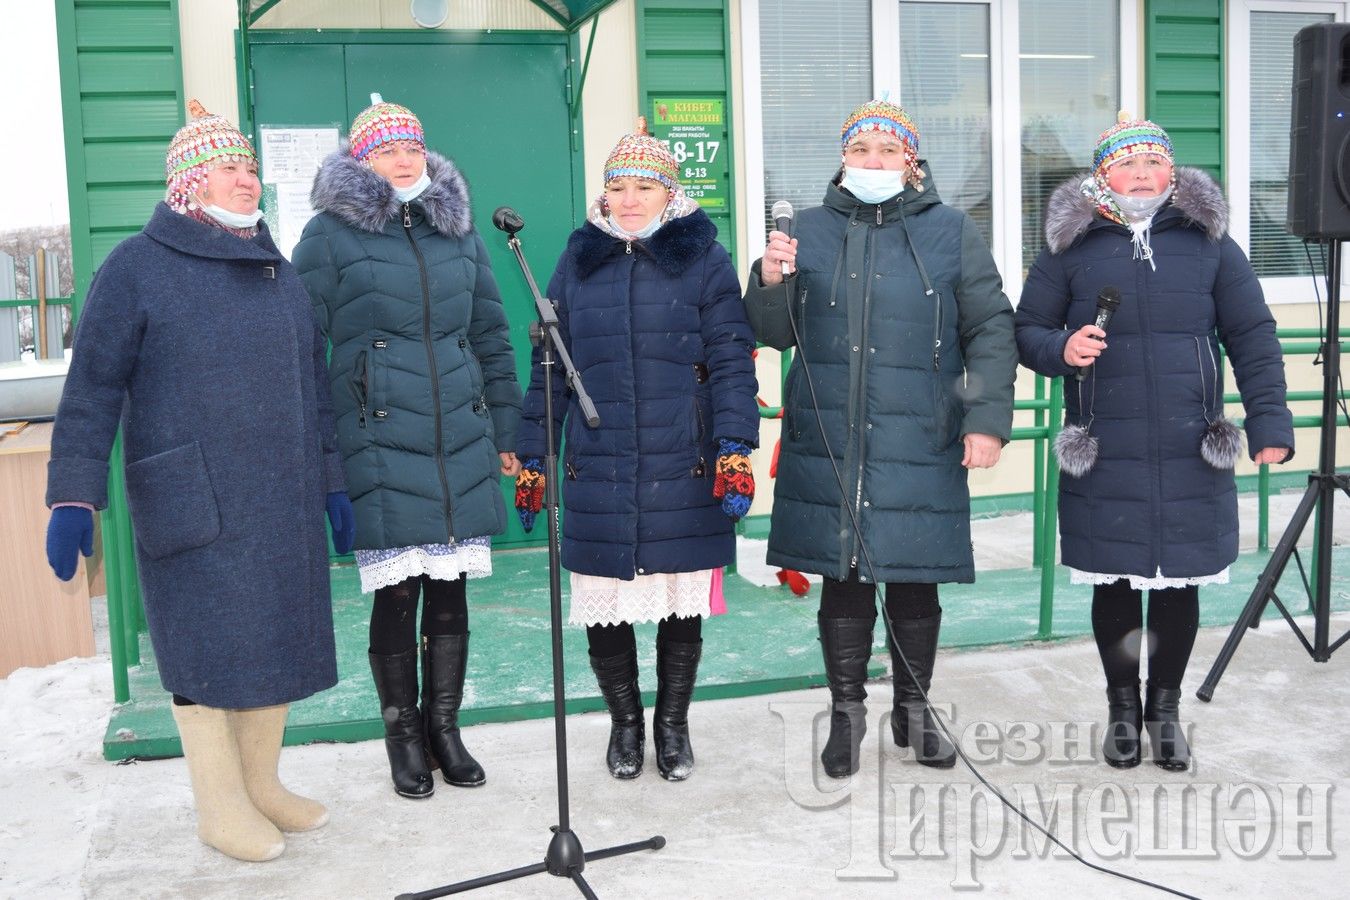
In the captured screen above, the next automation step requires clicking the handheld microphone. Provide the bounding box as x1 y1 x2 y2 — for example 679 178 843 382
771 200 794 277
1076 285 1122 382
492 206 524 235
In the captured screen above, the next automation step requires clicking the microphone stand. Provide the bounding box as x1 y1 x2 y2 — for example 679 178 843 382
397 214 663 900
1199 238 1350 700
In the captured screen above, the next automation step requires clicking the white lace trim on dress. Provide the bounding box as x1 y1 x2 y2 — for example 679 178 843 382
569 570 713 626
357 544 494 593
1069 566 1230 591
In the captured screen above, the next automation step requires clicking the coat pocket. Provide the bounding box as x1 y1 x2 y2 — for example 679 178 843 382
928 375 962 453
124 441 222 560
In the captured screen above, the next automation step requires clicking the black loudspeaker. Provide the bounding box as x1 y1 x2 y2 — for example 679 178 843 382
1288 23 1350 240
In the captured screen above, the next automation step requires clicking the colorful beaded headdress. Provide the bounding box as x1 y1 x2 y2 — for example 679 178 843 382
602 117 680 191
164 99 256 214
1092 113 1173 175
840 98 922 183
349 96 425 163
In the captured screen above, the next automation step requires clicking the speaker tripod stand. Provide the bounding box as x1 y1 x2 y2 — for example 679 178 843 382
1198 238 1350 702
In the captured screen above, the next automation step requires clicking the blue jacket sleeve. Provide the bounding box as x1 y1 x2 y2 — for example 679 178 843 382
1015 247 1077 378
46 252 145 508
700 242 760 447
516 253 572 460
292 214 339 341
1213 236 1295 461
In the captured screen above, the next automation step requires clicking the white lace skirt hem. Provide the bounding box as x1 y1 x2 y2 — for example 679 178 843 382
356 542 494 593
569 570 713 626
1069 566 1230 591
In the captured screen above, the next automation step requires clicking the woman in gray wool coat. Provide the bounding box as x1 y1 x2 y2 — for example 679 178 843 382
44 102 353 862
1016 115 1293 772
293 98 522 800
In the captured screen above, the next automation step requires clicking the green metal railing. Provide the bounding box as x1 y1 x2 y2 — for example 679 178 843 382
757 328 1345 644
96 328 1343 701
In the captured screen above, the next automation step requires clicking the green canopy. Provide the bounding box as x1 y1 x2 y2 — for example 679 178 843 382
246 0 618 32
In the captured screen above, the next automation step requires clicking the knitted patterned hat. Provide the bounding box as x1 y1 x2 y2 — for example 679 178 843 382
841 99 920 152
602 117 679 191
349 96 425 163
1092 112 1173 175
164 99 256 214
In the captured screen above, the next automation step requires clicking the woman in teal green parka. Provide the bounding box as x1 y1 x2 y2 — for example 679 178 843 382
294 99 521 800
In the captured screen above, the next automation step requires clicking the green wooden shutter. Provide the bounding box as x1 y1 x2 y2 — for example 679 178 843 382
55 0 185 701
1145 0 1224 182
635 0 736 263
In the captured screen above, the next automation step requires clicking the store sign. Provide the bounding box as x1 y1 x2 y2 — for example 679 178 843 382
649 98 727 210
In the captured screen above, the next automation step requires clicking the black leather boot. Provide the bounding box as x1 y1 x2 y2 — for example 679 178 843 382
818 614 875 779
368 649 434 799
888 613 957 769
1144 681 1191 771
590 648 645 779
1102 681 1142 768
653 639 702 781
421 633 486 787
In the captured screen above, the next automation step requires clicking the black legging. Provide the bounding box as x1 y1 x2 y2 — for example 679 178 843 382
819 577 942 622
368 574 469 655
586 614 703 658
1091 579 1200 690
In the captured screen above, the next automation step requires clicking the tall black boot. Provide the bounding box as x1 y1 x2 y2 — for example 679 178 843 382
590 648 645 779
818 614 875 779
653 639 702 781
368 649 434 799
421 633 486 787
1144 681 1191 771
1102 680 1142 768
888 613 957 769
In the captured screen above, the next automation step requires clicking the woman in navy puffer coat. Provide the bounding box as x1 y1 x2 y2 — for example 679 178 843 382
1016 117 1293 773
515 127 759 781
294 100 521 800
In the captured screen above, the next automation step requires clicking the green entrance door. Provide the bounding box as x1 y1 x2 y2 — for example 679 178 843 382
249 33 582 548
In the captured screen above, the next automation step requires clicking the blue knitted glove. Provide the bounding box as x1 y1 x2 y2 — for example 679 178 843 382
515 457 546 532
46 506 94 582
713 438 755 522
326 491 356 555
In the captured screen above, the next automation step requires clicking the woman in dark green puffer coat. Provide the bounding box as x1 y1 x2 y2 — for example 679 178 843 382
293 100 521 800
744 100 1017 779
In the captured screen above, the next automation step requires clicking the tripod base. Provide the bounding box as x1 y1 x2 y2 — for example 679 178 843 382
395 828 665 899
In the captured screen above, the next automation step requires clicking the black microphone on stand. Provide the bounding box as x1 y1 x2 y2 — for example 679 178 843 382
771 199 794 277
492 205 524 235
1076 285 1122 382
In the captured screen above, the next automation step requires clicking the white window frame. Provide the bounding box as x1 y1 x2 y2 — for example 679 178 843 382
1227 0 1349 304
740 0 1139 302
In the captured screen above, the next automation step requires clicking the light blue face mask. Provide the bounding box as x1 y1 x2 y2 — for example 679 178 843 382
1109 184 1173 222
841 166 906 204
201 204 264 229
608 206 666 240
393 169 432 203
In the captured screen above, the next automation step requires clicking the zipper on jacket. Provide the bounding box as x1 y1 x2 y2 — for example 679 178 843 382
625 240 633 255
402 202 455 539
932 290 943 372
354 350 369 429
876 205 882 226
849 223 880 575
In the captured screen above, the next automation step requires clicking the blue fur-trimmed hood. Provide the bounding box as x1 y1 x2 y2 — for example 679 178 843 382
569 209 718 279
1044 166 1229 254
309 143 472 238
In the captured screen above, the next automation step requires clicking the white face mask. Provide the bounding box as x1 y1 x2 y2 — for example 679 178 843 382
201 203 264 229
393 169 432 203
608 205 666 240
1109 184 1173 222
841 166 906 204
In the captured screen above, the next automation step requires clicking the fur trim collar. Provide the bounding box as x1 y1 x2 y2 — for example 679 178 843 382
569 208 718 278
309 144 472 238
1044 166 1228 254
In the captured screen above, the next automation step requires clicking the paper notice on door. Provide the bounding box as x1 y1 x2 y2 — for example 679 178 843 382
258 126 340 260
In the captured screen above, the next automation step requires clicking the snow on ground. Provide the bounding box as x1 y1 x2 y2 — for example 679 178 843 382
3 616 1349 898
